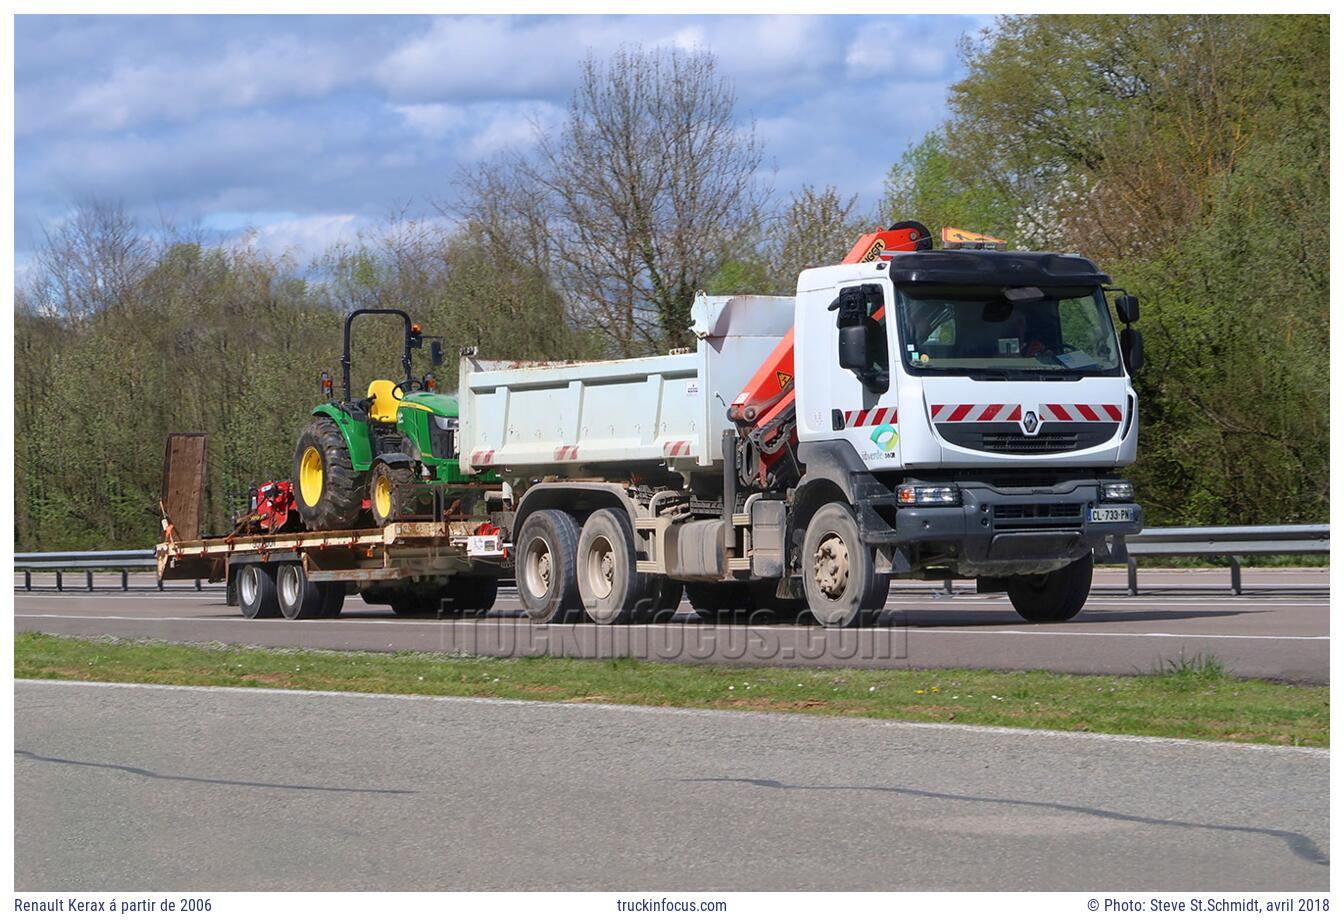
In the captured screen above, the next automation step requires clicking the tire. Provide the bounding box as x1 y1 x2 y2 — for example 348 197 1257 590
446 577 499 617
390 587 442 616
369 461 418 527
293 417 363 531
749 579 808 625
576 509 655 625
515 510 584 624
360 587 391 607
802 502 890 628
685 581 753 623
321 582 347 618
276 563 326 620
237 564 279 619
1006 555 1093 623
638 578 684 622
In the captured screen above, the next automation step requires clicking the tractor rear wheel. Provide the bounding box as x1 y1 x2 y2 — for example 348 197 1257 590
369 462 417 527
293 417 362 531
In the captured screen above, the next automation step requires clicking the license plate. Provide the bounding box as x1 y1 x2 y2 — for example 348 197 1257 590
1089 507 1134 523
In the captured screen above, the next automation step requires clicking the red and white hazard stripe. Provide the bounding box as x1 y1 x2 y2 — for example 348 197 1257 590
470 449 495 466
1039 403 1122 422
662 440 693 458
931 403 1120 423
553 445 580 462
841 406 899 427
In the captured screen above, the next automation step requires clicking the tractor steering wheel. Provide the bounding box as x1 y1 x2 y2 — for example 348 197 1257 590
395 378 420 398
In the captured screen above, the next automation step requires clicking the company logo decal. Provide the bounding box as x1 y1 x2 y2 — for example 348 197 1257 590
869 424 899 451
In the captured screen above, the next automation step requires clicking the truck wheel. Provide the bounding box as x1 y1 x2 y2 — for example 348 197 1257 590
515 510 584 624
294 417 363 531
639 578 684 622
238 564 279 619
447 577 499 617
685 582 753 623
390 588 442 616
577 509 655 625
1007 555 1093 622
276 563 327 620
369 462 418 527
802 502 890 628
321 583 346 618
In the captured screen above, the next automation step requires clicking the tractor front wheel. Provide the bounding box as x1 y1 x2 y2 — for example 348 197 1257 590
369 462 417 527
293 417 363 531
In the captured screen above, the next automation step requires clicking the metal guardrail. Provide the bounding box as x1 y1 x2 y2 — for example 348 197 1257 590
1125 525 1329 595
13 524 1329 596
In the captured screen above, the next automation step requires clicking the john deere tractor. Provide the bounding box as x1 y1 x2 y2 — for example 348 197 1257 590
292 308 493 531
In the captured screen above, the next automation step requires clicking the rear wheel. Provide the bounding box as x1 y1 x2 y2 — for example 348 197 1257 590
446 577 499 617
1006 555 1093 622
515 510 583 624
293 417 363 531
238 564 279 619
276 563 326 620
802 503 889 628
321 582 347 618
369 462 418 527
389 587 442 616
576 509 655 625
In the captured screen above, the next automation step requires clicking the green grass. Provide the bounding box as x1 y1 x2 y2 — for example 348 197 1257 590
15 633 1328 747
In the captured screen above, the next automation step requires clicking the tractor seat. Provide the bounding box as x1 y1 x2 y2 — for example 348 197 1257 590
366 379 403 423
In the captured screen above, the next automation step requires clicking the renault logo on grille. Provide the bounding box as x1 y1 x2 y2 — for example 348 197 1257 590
1022 410 1040 435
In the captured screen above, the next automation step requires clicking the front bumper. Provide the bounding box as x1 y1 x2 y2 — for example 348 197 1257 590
853 477 1142 576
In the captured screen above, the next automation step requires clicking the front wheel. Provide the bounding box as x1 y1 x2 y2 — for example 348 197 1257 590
369 462 418 527
802 502 890 628
1006 555 1093 622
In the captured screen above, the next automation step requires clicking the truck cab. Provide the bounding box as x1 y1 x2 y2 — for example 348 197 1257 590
792 248 1141 593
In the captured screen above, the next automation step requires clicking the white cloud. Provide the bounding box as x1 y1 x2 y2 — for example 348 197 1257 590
240 213 362 260
845 20 951 81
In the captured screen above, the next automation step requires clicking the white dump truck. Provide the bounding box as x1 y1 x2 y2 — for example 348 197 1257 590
460 222 1144 627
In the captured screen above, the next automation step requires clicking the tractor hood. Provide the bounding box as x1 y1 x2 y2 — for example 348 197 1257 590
400 392 458 417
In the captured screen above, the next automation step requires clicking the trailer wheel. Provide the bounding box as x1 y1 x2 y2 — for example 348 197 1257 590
390 588 442 616
321 582 347 618
238 565 279 619
802 502 890 628
276 563 327 620
293 417 363 531
1006 555 1092 622
576 509 655 625
685 581 753 623
369 461 417 527
515 510 583 623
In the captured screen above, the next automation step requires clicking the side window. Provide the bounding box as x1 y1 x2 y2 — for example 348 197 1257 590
832 283 890 394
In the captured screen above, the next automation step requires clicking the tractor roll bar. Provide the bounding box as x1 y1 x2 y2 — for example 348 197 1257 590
341 308 415 403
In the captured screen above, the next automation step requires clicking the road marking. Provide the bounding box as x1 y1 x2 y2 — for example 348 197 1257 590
13 612 1327 641
15 678 1329 757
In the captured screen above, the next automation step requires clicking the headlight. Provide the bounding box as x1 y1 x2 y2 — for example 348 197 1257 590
897 485 961 506
1100 481 1134 502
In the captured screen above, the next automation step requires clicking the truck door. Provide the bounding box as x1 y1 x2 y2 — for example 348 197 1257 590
827 281 900 462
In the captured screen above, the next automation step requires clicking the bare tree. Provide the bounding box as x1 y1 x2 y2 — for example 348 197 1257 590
456 46 767 355
31 200 153 322
768 185 869 292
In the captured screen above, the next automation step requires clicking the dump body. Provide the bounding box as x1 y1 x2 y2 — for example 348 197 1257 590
459 295 794 476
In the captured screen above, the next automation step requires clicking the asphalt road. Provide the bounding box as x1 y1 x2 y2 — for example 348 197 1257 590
14 679 1328 891
15 568 1328 682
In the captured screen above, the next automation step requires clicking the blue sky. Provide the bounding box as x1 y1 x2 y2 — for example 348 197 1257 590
15 14 988 271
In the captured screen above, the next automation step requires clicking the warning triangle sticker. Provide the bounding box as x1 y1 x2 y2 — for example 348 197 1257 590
776 371 793 389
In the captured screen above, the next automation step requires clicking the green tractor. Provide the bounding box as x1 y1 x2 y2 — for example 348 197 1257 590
292 308 493 531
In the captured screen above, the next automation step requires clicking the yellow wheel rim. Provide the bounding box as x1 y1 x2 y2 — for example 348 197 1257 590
374 474 391 520
299 446 323 507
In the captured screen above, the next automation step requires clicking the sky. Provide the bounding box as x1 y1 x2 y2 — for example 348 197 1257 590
15 14 988 272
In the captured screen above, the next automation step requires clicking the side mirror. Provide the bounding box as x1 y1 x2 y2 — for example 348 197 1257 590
837 325 868 371
1115 294 1140 325
1120 327 1144 373
429 340 444 366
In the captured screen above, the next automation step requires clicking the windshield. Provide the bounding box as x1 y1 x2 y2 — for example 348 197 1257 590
896 283 1122 378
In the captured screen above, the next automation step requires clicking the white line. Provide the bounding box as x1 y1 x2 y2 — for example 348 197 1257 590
13 612 1327 641
15 678 1328 757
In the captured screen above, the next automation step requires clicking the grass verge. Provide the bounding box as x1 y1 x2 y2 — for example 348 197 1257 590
15 633 1327 747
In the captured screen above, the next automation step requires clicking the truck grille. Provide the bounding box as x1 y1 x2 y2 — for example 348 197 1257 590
979 432 1078 453
993 503 1083 529
429 425 456 460
937 422 1116 455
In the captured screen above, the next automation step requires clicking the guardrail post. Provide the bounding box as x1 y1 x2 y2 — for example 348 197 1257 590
1127 558 1138 596
157 577 164 592
1230 557 1242 596
24 571 31 592
87 570 94 592
56 571 63 592
195 578 202 592
942 575 953 595
122 569 129 591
